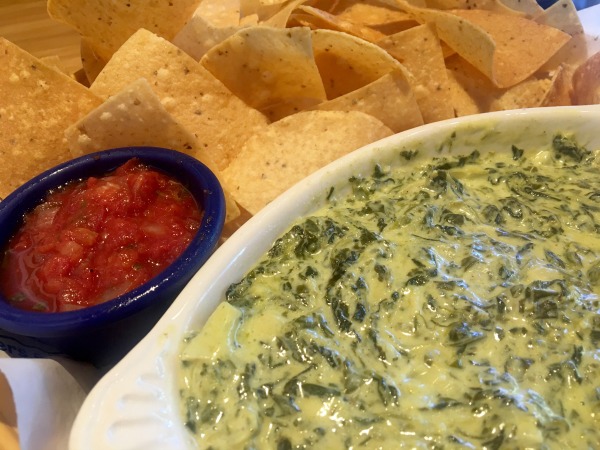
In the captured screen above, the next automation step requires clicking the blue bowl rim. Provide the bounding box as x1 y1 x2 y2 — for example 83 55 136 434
0 146 226 337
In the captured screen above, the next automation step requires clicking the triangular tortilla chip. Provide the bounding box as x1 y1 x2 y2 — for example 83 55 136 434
572 51 600 106
489 77 553 111
534 0 584 37
425 0 525 14
289 1 418 35
540 64 573 107
445 68 481 117
173 0 249 60
200 27 327 121
444 54 502 112
0 38 102 200
446 53 570 113
311 28 405 99
539 33 590 74
38 55 69 76
263 0 309 27
91 29 268 171
292 6 387 42
378 24 454 123
240 0 289 22
336 2 418 35
445 54 494 115
68 78 207 160
394 1 571 88
314 71 423 132
194 0 242 28
498 0 543 16
80 38 107 85
336 1 413 26
444 9 571 88
47 0 202 61
65 78 240 222
222 110 393 214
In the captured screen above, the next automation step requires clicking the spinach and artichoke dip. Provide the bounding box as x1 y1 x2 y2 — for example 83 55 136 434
178 134 600 449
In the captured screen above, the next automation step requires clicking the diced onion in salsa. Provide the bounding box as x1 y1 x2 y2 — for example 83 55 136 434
0 158 202 312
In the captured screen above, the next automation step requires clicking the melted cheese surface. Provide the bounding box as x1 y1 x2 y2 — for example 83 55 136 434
179 136 600 449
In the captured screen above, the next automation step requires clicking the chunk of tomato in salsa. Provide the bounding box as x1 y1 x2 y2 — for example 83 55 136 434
0 159 202 312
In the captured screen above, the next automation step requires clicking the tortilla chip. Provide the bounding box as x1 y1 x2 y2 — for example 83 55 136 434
492 67 572 110
0 370 18 449
80 38 106 85
200 27 327 121
292 6 387 42
194 0 242 27
39 55 69 75
68 78 201 158
240 0 310 24
240 13 260 26
402 0 428 6
378 24 454 123
47 0 202 61
221 204 254 240
0 422 19 450
540 33 590 74
66 78 240 222
446 52 569 112
263 0 309 27
91 29 268 171
336 1 415 28
541 64 573 107
72 68 90 87
173 0 248 60
424 0 525 14
489 77 553 111
371 19 420 36
222 110 393 214
0 37 102 200
572 51 600 105
497 0 543 16
445 68 481 117
394 1 571 88
534 0 583 36
239 0 259 17
311 28 405 99
240 0 295 22
287 13 318 29
444 9 572 88
314 70 424 132
445 53 497 112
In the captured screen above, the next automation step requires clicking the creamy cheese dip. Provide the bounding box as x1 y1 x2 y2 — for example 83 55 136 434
179 134 600 449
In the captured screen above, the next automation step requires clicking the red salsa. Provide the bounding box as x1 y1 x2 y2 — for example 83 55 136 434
0 159 202 312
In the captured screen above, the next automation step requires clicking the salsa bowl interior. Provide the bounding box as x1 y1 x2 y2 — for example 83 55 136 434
0 146 225 366
70 106 600 448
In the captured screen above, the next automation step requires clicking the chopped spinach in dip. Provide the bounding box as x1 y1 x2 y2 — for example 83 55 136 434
179 134 600 449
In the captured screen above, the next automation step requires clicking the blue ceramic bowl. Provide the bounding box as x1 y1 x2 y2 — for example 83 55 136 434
0 147 226 368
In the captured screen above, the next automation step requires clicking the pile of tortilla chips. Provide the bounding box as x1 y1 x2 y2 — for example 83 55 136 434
1 0 599 232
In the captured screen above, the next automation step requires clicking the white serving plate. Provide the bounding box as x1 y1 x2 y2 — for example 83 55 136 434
70 105 600 449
